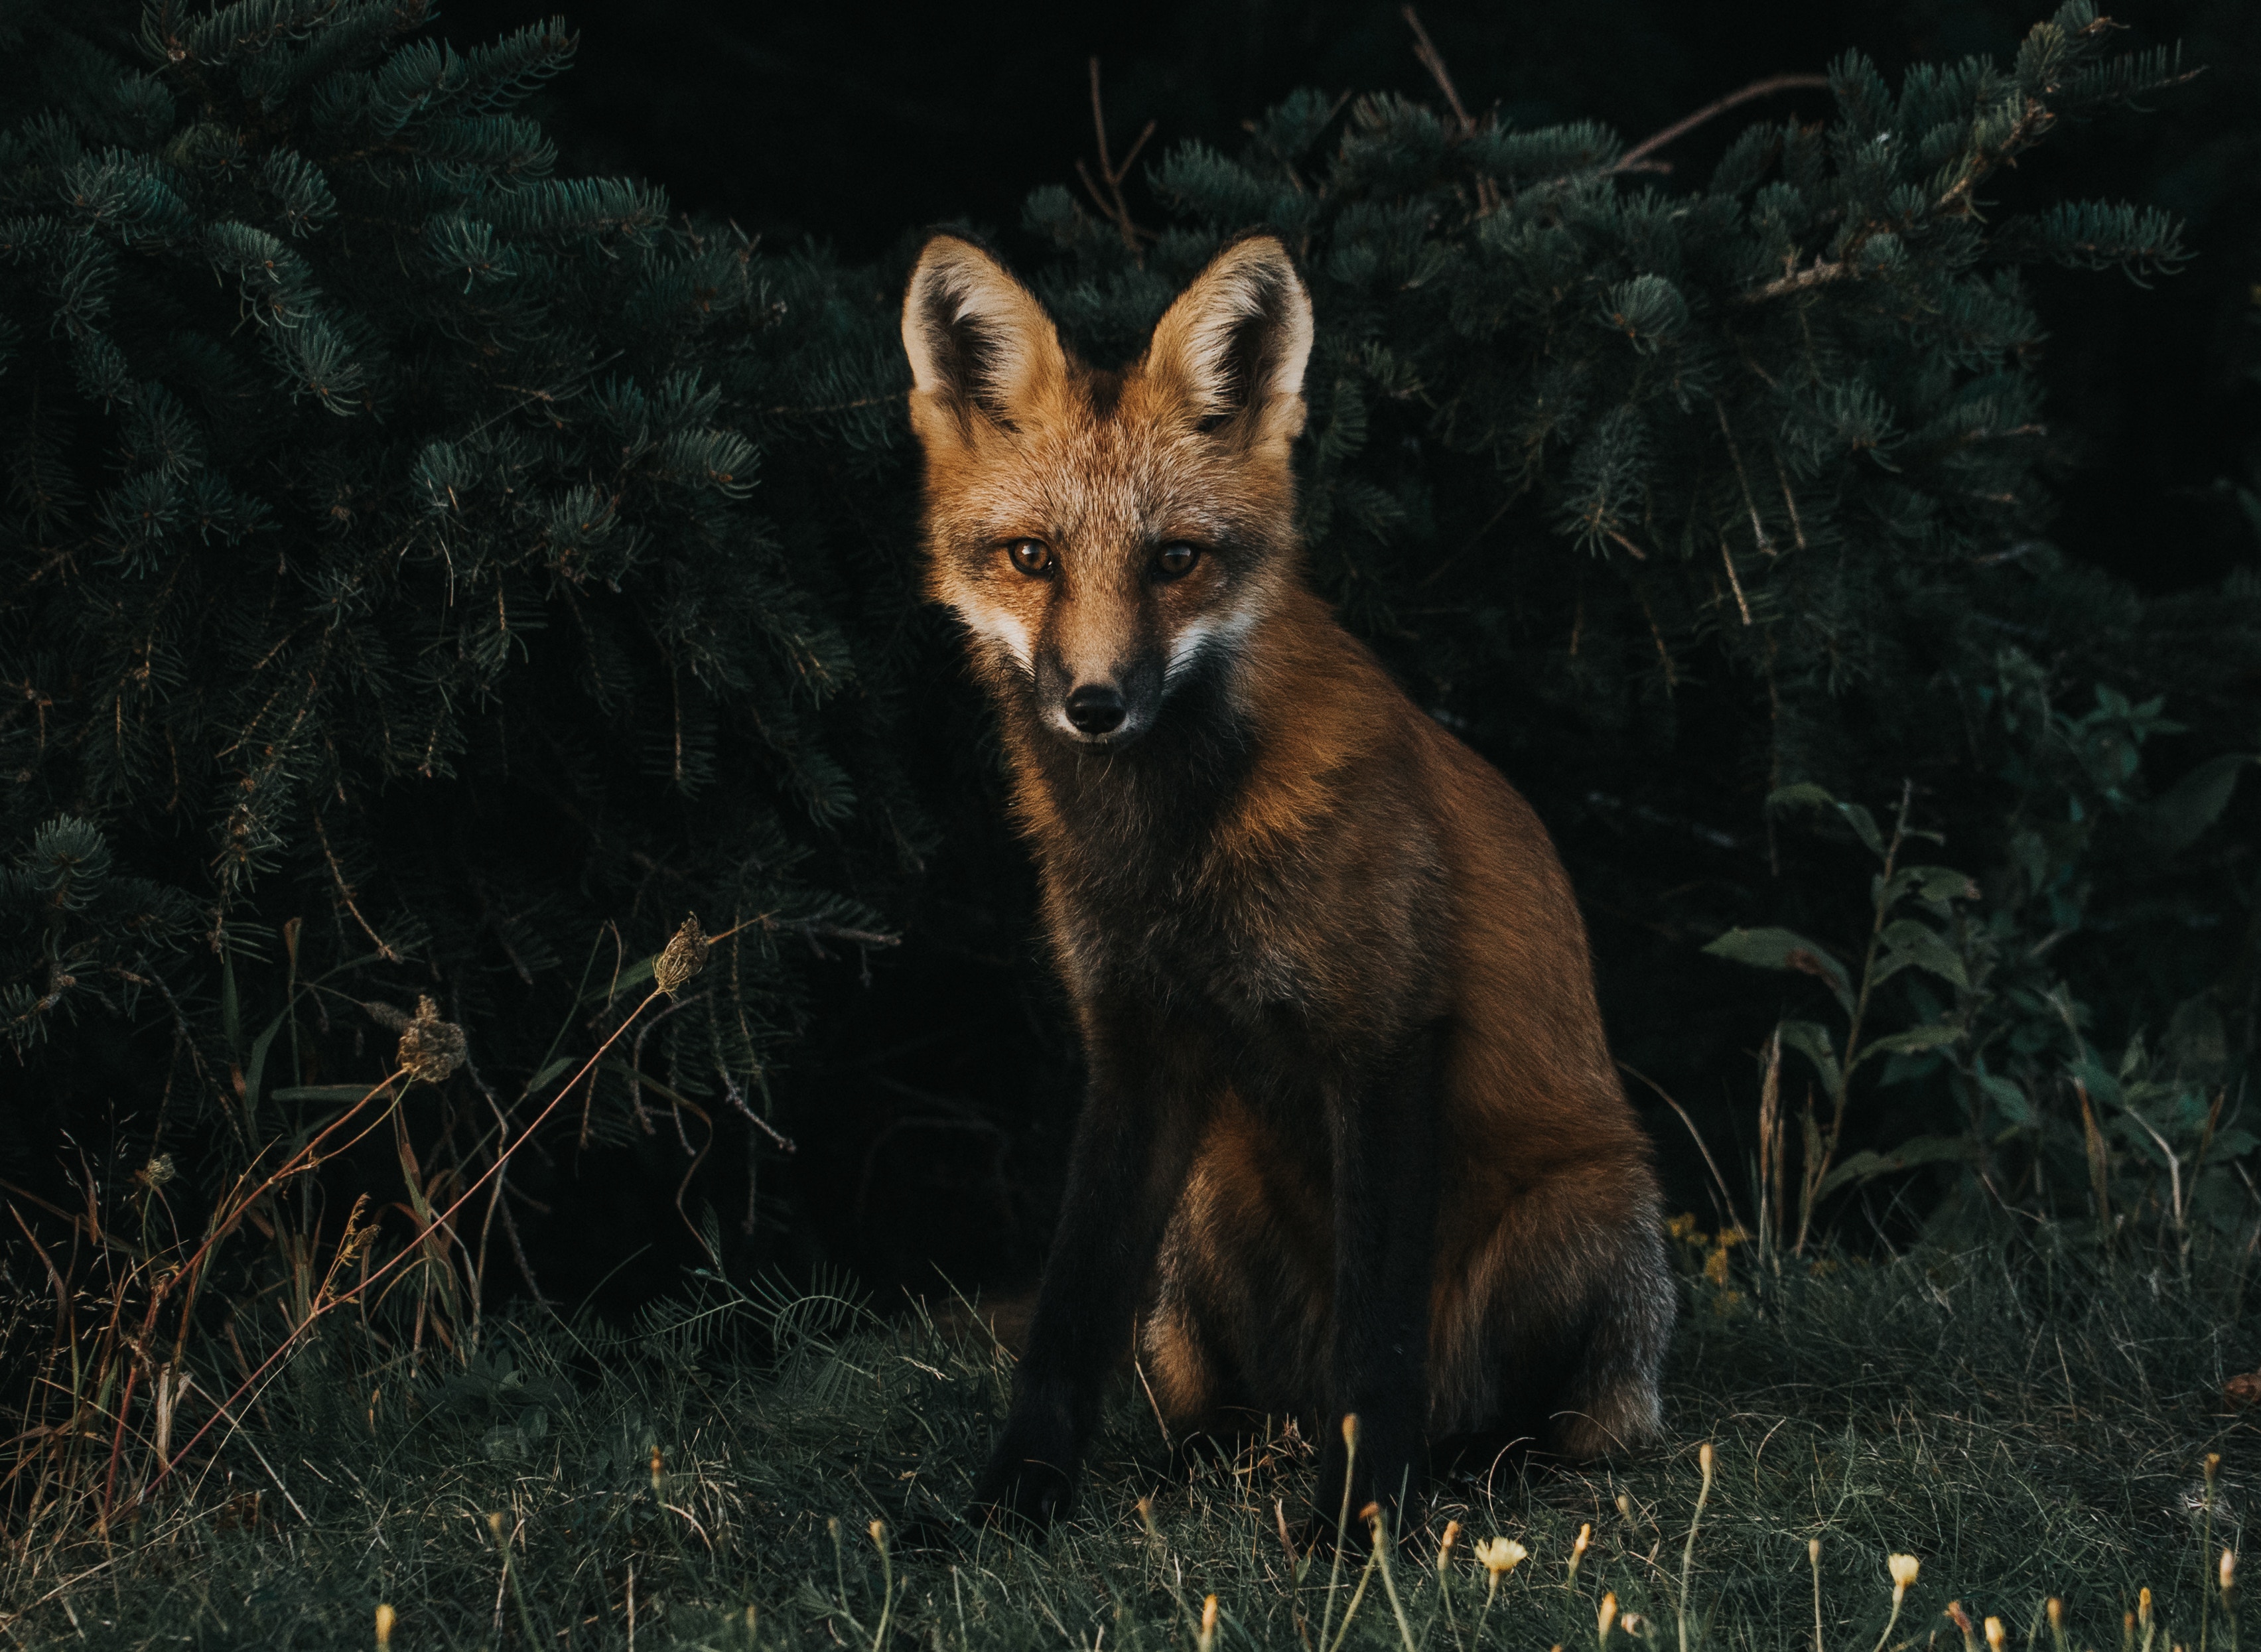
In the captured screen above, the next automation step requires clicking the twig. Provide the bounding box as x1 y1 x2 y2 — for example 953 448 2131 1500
1618 73 1828 171
1401 7 1472 128
1077 58 1156 254
1401 9 1499 213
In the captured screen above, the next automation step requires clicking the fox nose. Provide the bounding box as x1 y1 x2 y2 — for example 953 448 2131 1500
1065 683 1126 735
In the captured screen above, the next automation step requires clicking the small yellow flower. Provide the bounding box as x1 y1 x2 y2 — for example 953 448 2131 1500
1668 1212 1700 1241
1889 1553 1921 1601
1474 1537 1528 1577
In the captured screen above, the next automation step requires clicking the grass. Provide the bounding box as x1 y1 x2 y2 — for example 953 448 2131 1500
1 1237 2254 1651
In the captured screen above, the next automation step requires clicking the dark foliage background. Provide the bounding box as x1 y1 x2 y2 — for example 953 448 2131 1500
2 0 2256 1367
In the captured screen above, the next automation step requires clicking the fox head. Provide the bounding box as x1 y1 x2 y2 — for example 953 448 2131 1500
901 233 1313 749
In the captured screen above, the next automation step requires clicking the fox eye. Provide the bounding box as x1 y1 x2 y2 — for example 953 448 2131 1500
1154 542 1199 580
1006 539 1053 577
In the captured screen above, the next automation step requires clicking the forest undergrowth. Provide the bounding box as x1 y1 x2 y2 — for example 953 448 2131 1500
2 1235 2254 1651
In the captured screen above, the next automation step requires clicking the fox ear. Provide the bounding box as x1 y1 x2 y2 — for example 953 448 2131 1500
1145 236 1313 443
902 235 1068 445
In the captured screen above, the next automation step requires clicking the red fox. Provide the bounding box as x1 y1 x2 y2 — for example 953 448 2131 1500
900 231 1673 1539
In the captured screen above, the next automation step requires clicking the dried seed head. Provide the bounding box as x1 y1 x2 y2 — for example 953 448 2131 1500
655 914 710 997
1891 1553 1921 1596
376 1603 395 1647
1474 1537 1529 1577
135 1154 176 1189
1600 1591 1619 1641
396 995 465 1084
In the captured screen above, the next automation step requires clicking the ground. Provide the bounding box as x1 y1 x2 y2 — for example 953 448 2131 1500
2 1237 2254 1651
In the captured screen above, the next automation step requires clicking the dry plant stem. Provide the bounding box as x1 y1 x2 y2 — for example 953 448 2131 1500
1812 1538 1826 1652
1795 781 1913 1255
1320 1414 1361 1652
137 975 683 1507
1679 1443 1715 1652
1367 1507 1420 1652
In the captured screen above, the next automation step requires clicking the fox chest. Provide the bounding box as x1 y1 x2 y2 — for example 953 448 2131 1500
1041 849 1418 1038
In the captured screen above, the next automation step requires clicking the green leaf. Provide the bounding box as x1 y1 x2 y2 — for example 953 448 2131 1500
1705 928 1854 1014
270 1083 388 1103
1855 1022 1964 1068
2138 753 2255 857
1973 1066 2031 1127
1815 1134 1978 1198
1767 784 1885 859
1776 1018 1844 1099
1873 918 1969 989
525 1055 574 1095
242 1006 290 1119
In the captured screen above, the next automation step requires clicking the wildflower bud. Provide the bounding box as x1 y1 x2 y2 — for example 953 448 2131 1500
1438 1519 1462 1573
1600 1592 1619 1642
1812 1537 1824 1566
1568 1521 1593 1586
1136 1495 1158 1537
651 1446 664 1495
1617 1493 1633 1522
869 1519 887 1550
1198 1594 1219 1652
376 1602 395 1648
1889 1553 1921 1604
1343 1413 1361 1449
2208 1454 2222 1491
1700 1441 1714 1476
2221 1549 2236 1595
1988 1617 2008 1652
2140 1589 2154 1631
2049 1598 2067 1652
1948 1600 1978 1652
487 1511 506 1543
655 914 710 997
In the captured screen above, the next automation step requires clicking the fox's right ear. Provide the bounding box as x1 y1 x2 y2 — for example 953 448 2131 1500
902 236 1068 449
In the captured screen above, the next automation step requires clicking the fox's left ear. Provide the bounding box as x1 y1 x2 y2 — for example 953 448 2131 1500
1145 235 1313 447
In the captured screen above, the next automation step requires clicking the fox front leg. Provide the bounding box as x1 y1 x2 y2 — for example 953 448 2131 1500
969 1010 1205 1534
1312 1025 1444 1548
